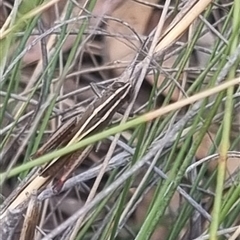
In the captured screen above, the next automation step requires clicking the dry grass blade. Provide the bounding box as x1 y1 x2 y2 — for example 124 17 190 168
229 225 240 240
19 192 41 240
155 0 212 53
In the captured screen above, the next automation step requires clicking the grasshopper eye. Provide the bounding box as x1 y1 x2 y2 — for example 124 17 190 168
112 81 125 90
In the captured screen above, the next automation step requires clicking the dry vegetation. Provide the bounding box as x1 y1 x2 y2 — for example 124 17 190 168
0 0 240 239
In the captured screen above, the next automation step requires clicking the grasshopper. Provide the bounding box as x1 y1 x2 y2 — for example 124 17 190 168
0 81 132 219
